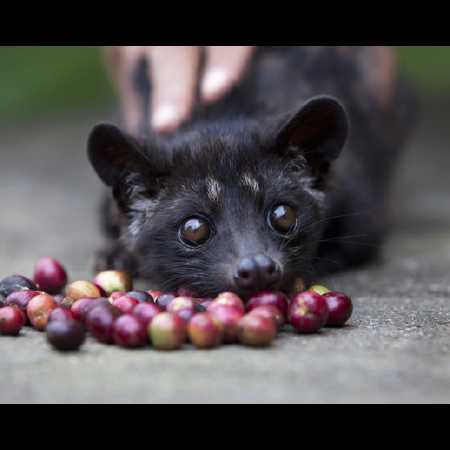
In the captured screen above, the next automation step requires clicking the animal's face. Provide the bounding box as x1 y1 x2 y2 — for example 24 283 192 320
88 96 348 298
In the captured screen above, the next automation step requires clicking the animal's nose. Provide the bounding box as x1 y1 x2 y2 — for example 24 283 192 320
234 254 282 291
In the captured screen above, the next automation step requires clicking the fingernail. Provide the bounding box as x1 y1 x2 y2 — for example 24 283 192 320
201 68 228 101
152 104 180 132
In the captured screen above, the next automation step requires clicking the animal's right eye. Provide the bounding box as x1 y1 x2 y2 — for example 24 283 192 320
179 217 211 247
268 204 298 236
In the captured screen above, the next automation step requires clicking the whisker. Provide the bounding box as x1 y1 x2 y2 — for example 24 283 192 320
315 233 369 243
299 209 376 233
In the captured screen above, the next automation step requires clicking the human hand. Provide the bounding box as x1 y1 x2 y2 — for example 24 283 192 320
104 46 255 135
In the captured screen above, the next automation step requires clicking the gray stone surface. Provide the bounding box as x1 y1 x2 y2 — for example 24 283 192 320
0 107 449 404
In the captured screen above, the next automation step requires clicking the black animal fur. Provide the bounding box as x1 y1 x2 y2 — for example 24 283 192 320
88 46 415 297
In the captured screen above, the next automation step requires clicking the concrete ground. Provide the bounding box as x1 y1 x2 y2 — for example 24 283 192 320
0 106 449 404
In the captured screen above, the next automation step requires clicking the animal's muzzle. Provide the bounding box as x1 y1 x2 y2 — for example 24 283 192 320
233 254 282 292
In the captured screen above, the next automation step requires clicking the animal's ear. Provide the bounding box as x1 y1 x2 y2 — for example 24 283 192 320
276 96 349 174
88 123 154 187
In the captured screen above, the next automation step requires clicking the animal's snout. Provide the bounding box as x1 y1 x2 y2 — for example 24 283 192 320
233 254 282 291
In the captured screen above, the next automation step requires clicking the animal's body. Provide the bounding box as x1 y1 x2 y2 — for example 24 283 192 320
88 46 415 298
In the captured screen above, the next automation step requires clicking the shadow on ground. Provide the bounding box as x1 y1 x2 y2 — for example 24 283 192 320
0 105 449 403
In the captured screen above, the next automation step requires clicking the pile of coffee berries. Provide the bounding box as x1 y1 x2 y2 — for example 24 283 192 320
0 259 353 352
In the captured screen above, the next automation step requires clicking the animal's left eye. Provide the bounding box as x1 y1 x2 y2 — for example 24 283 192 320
268 204 297 235
179 217 211 246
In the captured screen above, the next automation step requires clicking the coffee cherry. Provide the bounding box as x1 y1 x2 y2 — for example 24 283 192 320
94 271 133 296
0 306 26 335
49 307 75 323
26 294 57 331
71 298 109 323
155 293 176 311
238 314 276 347
211 292 245 314
66 281 101 301
167 297 196 323
323 292 353 327
46 320 86 352
33 257 67 295
94 283 107 297
108 291 126 303
0 275 37 299
112 295 139 314
289 291 329 334
149 312 187 350
86 304 122 344
248 305 284 328
177 308 196 323
167 297 195 312
188 313 222 349
247 291 289 318
53 294 65 304
113 314 148 348
54 296 75 309
71 298 94 322
310 285 331 296
208 305 244 344
132 302 161 328
5 290 40 316
127 291 153 303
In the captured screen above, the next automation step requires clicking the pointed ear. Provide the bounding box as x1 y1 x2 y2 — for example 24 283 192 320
87 123 153 187
276 96 349 170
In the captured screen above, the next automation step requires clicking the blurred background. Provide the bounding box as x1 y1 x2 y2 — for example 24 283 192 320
0 46 449 123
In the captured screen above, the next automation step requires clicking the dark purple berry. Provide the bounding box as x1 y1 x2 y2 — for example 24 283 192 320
132 302 162 328
156 293 176 310
323 292 353 327
127 291 153 303
71 298 109 323
113 314 147 348
86 304 121 344
49 307 75 323
0 275 37 299
5 290 40 315
0 306 26 335
33 257 68 295
46 320 86 351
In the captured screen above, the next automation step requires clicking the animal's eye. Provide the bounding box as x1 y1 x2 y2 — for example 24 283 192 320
268 204 297 235
179 217 211 246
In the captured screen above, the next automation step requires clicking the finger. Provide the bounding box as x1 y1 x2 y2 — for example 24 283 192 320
201 46 254 103
150 46 200 133
116 46 146 135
